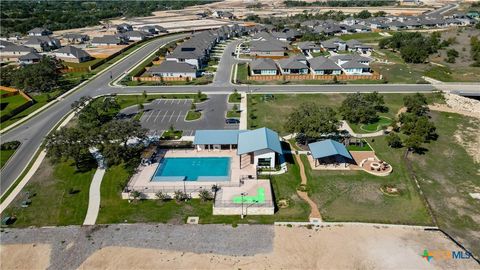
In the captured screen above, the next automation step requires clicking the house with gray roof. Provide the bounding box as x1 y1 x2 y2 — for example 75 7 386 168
308 56 342 75
297 41 321 54
28 27 52 36
91 35 124 46
145 61 198 78
63 33 89 44
116 23 133 33
346 39 372 53
277 57 309 75
123 31 147 41
341 60 370 75
249 40 288 57
54 46 91 63
139 25 167 35
18 51 42 65
24 36 61 52
0 44 36 62
249 58 278 76
321 38 346 52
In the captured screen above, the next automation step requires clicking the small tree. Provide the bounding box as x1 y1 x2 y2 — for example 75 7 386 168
190 102 196 111
386 133 402 148
199 189 212 202
131 190 142 201
138 103 144 111
174 190 187 202
232 104 239 112
404 134 423 152
142 90 147 99
155 191 170 201
197 90 203 101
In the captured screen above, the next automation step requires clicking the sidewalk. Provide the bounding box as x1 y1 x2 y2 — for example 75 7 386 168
340 120 384 138
239 92 248 130
83 168 106 225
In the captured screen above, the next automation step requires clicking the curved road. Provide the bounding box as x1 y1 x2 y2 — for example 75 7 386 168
1 33 478 196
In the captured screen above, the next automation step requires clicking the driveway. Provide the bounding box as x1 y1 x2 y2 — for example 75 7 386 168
119 94 239 136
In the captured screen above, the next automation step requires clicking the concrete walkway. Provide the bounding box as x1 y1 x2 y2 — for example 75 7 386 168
239 92 248 130
340 120 385 138
292 150 322 220
83 168 106 225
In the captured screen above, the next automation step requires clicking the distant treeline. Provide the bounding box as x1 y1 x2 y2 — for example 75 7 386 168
0 1 214 36
284 0 397 7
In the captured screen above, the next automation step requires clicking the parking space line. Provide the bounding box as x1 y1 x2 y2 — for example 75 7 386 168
168 111 175 122
160 111 168 122
176 100 180 104
176 114 182 122
183 100 188 105
153 110 162 122
145 110 154 122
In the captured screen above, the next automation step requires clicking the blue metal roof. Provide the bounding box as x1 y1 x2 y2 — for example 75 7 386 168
193 130 242 145
308 139 352 160
237 127 282 155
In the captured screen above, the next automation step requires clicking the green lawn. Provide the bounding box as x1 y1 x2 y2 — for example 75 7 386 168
1 91 62 130
63 58 104 69
226 110 240 118
247 93 443 135
348 116 392 134
303 135 433 225
185 110 201 121
0 159 95 227
124 76 213 86
161 129 183 140
228 92 242 103
0 94 31 119
408 112 480 256
340 32 385 43
236 63 248 83
97 157 310 225
1 149 16 169
346 141 372 151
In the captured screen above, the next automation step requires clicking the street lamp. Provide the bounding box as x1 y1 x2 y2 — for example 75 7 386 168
240 192 247 219
183 178 187 201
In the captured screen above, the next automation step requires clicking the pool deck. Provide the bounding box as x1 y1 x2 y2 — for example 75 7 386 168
127 149 257 195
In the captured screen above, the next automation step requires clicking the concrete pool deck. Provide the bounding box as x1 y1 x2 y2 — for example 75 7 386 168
125 149 257 199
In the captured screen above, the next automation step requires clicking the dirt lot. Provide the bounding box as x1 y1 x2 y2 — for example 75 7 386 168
430 28 480 68
1 225 479 270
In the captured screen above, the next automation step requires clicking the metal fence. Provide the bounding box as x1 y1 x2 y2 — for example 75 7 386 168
214 200 275 208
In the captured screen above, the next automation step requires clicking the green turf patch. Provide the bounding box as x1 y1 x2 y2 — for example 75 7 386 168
185 110 201 121
360 116 392 132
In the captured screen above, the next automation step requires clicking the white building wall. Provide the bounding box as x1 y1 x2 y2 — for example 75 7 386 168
253 149 276 168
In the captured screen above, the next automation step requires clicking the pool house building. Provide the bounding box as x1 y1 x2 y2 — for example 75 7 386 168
308 139 354 168
193 127 283 169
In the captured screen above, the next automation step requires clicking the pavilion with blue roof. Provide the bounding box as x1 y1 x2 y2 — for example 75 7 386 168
308 139 354 168
193 127 283 168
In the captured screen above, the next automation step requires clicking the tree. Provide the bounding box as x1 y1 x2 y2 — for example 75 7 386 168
155 191 170 201
12 56 62 93
404 134 423 153
142 90 147 99
45 127 94 170
138 103 144 111
338 93 380 124
199 189 212 202
174 190 187 202
130 190 142 201
355 10 371 19
284 102 339 142
386 132 402 148
445 49 459 63
364 91 387 113
403 93 429 116
190 102 196 111
102 120 147 152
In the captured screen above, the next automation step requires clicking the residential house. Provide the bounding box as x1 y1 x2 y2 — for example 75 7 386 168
346 39 372 54
330 54 372 75
116 23 133 33
341 60 370 75
63 33 90 44
123 31 147 41
54 46 91 63
28 27 52 36
139 25 167 35
308 56 342 75
0 40 15 49
249 58 278 75
277 57 309 75
321 38 346 52
0 44 37 62
296 41 321 54
387 21 407 31
24 36 61 52
18 51 42 65
145 61 198 79
249 40 288 57
91 35 124 46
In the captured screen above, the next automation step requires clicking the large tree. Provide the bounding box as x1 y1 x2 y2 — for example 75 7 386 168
339 92 386 124
45 127 93 170
284 102 339 142
403 93 429 116
12 56 62 93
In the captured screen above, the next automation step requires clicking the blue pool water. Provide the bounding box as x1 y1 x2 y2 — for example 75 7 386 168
151 157 231 182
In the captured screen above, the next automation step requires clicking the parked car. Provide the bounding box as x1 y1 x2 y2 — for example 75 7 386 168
225 118 240 124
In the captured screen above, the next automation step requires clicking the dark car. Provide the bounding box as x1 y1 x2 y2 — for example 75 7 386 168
225 118 240 124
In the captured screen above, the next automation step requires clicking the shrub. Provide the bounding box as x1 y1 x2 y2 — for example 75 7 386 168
130 190 142 201
174 190 187 202
386 132 402 148
199 189 212 202
155 191 170 201
1 141 20 150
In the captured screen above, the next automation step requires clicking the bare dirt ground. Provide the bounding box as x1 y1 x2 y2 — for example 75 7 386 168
1 224 478 270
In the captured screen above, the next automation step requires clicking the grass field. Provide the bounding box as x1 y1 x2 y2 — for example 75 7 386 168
247 93 443 135
228 92 241 103
0 94 31 119
226 109 240 118
408 112 480 256
303 135 433 225
340 32 385 43
0 159 95 227
63 58 104 69
1 149 16 169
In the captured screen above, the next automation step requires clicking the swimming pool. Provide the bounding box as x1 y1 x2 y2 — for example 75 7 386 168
151 157 231 182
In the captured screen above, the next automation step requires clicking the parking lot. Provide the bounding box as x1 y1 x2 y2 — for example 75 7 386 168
120 94 239 136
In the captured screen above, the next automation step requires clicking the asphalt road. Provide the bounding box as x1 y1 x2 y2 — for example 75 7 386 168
1 32 479 197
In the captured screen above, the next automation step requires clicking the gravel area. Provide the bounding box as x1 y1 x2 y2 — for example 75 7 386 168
0 224 274 270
